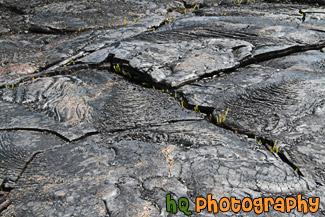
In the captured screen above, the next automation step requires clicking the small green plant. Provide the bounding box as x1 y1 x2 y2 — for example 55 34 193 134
223 107 229 122
152 86 156 90
121 68 132 78
237 0 242 4
108 22 111 27
295 168 299 173
131 19 137 24
114 64 132 78
193 5 198 10
270 140 279 154
78 27 85 32
246 0 251 4
142 82 150 87
113 64 121 73
124 17 127 26
152 27 156 31
162 89 165 92
194 105 200 113
184 8 187 15
216 107 229 123
174 92 177 98
180 101 184 109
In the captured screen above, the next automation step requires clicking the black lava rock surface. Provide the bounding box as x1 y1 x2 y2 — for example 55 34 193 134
0 0 324 216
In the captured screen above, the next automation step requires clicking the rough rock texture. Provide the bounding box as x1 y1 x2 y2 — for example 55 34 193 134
0 0 325 216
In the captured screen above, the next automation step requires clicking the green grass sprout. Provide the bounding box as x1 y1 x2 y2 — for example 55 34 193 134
194 105 200 113
271 140 279 154
222 107 229 122
215 107 230 124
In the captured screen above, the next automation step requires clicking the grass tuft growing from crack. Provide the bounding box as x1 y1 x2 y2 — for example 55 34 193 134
113 63 121 73
194 105 200 113
270 140 279 154
216 107 229 124
180 101 184 109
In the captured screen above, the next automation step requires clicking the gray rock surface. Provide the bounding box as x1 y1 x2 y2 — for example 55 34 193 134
0 0 325 216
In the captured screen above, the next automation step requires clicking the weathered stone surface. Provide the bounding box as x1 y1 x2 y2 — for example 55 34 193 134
73 3 324 88
0 130 64 185
0 0 185 33
4 121 317 216
0 69 202 139
179 51 325 215
0 0 186 83
1 0 325 216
